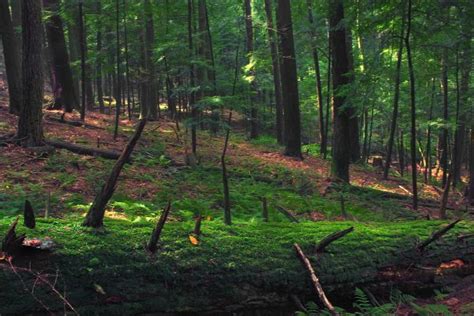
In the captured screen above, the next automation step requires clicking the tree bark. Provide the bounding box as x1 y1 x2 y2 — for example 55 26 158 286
113 0 122 139
17 0 44 148
0 0 22 115
264 0 284 144
328 0 351 181
95 0 105 113
277 0 301 158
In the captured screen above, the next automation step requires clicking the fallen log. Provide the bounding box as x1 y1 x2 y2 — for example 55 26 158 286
46 139 125 161
45 116 103 130
294 243 339 316
315 227 354 253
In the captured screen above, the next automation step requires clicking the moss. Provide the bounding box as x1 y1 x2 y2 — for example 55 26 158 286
0 217 472 314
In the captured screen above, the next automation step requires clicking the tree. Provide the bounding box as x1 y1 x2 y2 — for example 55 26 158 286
306 0 326 157
244 0 258 139
0 0 22 114
263 0 283 144
383 2 406 179
276 0 301 158
328 0 351 181
17 0 44 147
113 0 122 139
405 0 418 210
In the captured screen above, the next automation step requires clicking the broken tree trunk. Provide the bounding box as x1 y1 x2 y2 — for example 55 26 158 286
315 227 354 253
82 119 147 228
1 217 25 254
46 139 125 161
193 215 202 236
262 197 268 222
147 201 172 253
23 200 35 229
417 219 461 251
276 206 299 223
294 243 339 316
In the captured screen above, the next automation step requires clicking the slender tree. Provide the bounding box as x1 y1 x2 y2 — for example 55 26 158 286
95 0 105 113
188 0 198 155
277 0 301 158
405 0 418 210
113 0 122 139
306 0 326 156
17 0 44 147
383 3 406 179
263 0 283 144
0 0 22 114
244 0 258 139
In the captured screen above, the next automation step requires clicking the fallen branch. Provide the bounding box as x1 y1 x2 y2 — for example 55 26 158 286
294 243 339 316
46 139 125 161
1 217 25 254
147 201 172 253
417 219 461 251
457 233 474 242
276 206 299 223
315 227 354 253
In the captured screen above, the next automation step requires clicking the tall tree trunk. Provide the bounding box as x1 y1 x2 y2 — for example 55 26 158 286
17 0 44 147
383 4 406 179
328 0 351 181
123 0 132 120
95 0 104 113
440 46 449 188
345 26 360 163
113 0 122 139
66 3 81 109
453 10 472 188
306 0 326 156
43 0 77 113
324 36 331 160
263 0 284 144
203 0 216 95
144 0 156 120
188 0 197 155
424 79 435 184
405 0 418 210
244 0 258 139
277 0 301 158
79 0 86 120
0 0 22 115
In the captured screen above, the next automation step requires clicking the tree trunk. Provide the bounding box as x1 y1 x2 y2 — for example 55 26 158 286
113 0 122 139
95 0 104 113
144 0 156 120
405 0 418 210
17 0 44 148
188 0 197 155
424 79 435 184
306 0 326 157
263 0 284 144
440 48 449 188
79 1 86 120
244 0 258 139
345 27 360 163
83 120 147 228
0 0 22 115
277 0 301 158
383 5 405 179
43 0 77 113
328 0 351 181
123 0 132 120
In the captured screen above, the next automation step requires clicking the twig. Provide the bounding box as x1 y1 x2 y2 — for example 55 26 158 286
315 227 354 253
294 243 339 316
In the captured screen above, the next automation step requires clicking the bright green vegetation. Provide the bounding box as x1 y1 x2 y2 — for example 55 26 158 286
1 215 472 314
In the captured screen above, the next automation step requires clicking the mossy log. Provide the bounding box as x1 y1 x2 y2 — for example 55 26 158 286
46 139 125 161
0 220 472 315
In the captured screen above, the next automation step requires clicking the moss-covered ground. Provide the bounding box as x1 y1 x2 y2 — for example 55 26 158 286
0 107 473 314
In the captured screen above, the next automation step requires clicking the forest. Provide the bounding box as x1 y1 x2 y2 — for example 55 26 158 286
0 0 473 314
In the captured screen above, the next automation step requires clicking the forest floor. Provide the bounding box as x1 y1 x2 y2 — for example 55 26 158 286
0 90 473 314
